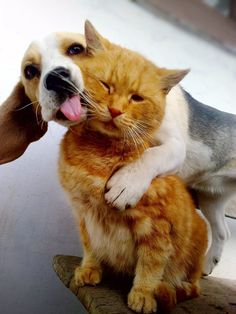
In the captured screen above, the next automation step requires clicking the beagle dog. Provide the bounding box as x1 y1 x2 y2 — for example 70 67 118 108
0 21 235 276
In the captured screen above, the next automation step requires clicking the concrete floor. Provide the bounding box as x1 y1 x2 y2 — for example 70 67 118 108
0 0 235 313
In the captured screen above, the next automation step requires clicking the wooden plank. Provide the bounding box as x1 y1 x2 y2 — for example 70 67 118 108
135 0 236 53
230 0 236 20
53 255 236 314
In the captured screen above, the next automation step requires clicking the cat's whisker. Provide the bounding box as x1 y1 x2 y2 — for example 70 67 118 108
38 118 47 131
133 124 153 145
137 120 153 128
127 127 142 158
131 122 155 144
80 92 99 109
35 103 40 126
48 71 97 105
80 88 98 104
86 114 97 121
68 126 78 135
126 122 150 153
122 129 131 155
87 112 97 117
14 100 38 112
50 71 79 93
56 85 78 95
50 72 99 108
86 102 99 111
131 127 148 152
40 119 46 130
87 108 108 120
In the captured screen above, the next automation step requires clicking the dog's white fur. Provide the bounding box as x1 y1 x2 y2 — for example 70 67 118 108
105 85 235 276
106 86 189 209
17 32 235 275
23 34 87 124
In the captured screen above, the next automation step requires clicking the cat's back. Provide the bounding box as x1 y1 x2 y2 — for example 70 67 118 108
140 175 207 283
141 175 207 252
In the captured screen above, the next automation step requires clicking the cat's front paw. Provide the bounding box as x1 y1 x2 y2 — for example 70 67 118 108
74 266 102 287
105 162 151 211
128 288 157 314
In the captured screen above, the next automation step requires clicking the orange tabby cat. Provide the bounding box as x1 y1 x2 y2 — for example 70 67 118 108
59 22 208 313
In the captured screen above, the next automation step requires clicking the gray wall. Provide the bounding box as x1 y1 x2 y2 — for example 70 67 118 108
0 124 86 314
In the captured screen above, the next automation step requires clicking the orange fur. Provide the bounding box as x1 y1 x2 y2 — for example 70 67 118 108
59 25 207 313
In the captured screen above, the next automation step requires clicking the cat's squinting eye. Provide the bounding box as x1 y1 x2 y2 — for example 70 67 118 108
131 94 144 102
100 81 111 93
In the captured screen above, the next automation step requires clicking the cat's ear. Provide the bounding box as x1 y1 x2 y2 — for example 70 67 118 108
84 20 105 55
0 82 48 164
161 69 190 94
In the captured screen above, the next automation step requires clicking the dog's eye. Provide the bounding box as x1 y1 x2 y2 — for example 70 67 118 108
24 65 40 80
67 43 84 55
130 94 144 102
100 81 110 93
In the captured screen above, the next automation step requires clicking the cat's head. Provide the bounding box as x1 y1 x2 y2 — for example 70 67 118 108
77 21 189 143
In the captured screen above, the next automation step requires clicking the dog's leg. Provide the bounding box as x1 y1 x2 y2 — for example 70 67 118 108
198 192 232 275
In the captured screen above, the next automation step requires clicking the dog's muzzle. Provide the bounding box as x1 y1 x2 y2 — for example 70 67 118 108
44 67 75 98
41 66 87 123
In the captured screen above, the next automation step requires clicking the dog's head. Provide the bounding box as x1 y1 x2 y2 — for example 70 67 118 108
0 21 102 164
0 21 188 164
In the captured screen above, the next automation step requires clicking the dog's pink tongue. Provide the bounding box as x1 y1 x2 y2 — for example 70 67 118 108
60 95 82 121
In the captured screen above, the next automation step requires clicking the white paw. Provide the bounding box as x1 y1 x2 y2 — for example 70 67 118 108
105 162 151 211
203 227 230 276
203 247 222 276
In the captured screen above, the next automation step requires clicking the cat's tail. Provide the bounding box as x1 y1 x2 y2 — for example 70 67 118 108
155 281 177 313
175 280 200 303
155 280 200 313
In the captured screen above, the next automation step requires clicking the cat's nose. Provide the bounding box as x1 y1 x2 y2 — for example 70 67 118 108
108 107 122 118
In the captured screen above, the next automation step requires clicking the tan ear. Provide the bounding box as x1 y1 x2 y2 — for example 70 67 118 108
0 82 48 164
161 69 190 94
84 20 104 55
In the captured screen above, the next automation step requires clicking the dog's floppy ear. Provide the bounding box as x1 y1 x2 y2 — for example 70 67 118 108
0 82 48 164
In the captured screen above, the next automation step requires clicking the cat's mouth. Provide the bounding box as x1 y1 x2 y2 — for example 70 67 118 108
86 117 121 137
103 120 118 129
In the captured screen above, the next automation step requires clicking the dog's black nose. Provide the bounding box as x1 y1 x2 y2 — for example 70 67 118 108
44 67 72 94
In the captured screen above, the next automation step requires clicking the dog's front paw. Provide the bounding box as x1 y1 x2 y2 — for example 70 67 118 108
105 162 151 211
74 266 102 287
128 288 157 314
202 242 225 276
203 253 220 276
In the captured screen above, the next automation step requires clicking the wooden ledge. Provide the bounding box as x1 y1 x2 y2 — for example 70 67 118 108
53 255 236 314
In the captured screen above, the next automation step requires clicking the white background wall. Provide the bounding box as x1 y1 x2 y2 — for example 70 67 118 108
0 0 235 313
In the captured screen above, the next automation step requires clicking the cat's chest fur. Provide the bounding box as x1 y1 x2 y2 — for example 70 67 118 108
59 129 136 272
85 211 135 272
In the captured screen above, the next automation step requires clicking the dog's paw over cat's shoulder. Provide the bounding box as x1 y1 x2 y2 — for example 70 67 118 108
74 266 102 287
105 161 152 211
128 287 157 314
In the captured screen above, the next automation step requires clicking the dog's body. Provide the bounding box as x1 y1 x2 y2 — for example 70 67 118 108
183 89 235 274
107 84 235 274
0 26 234 275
